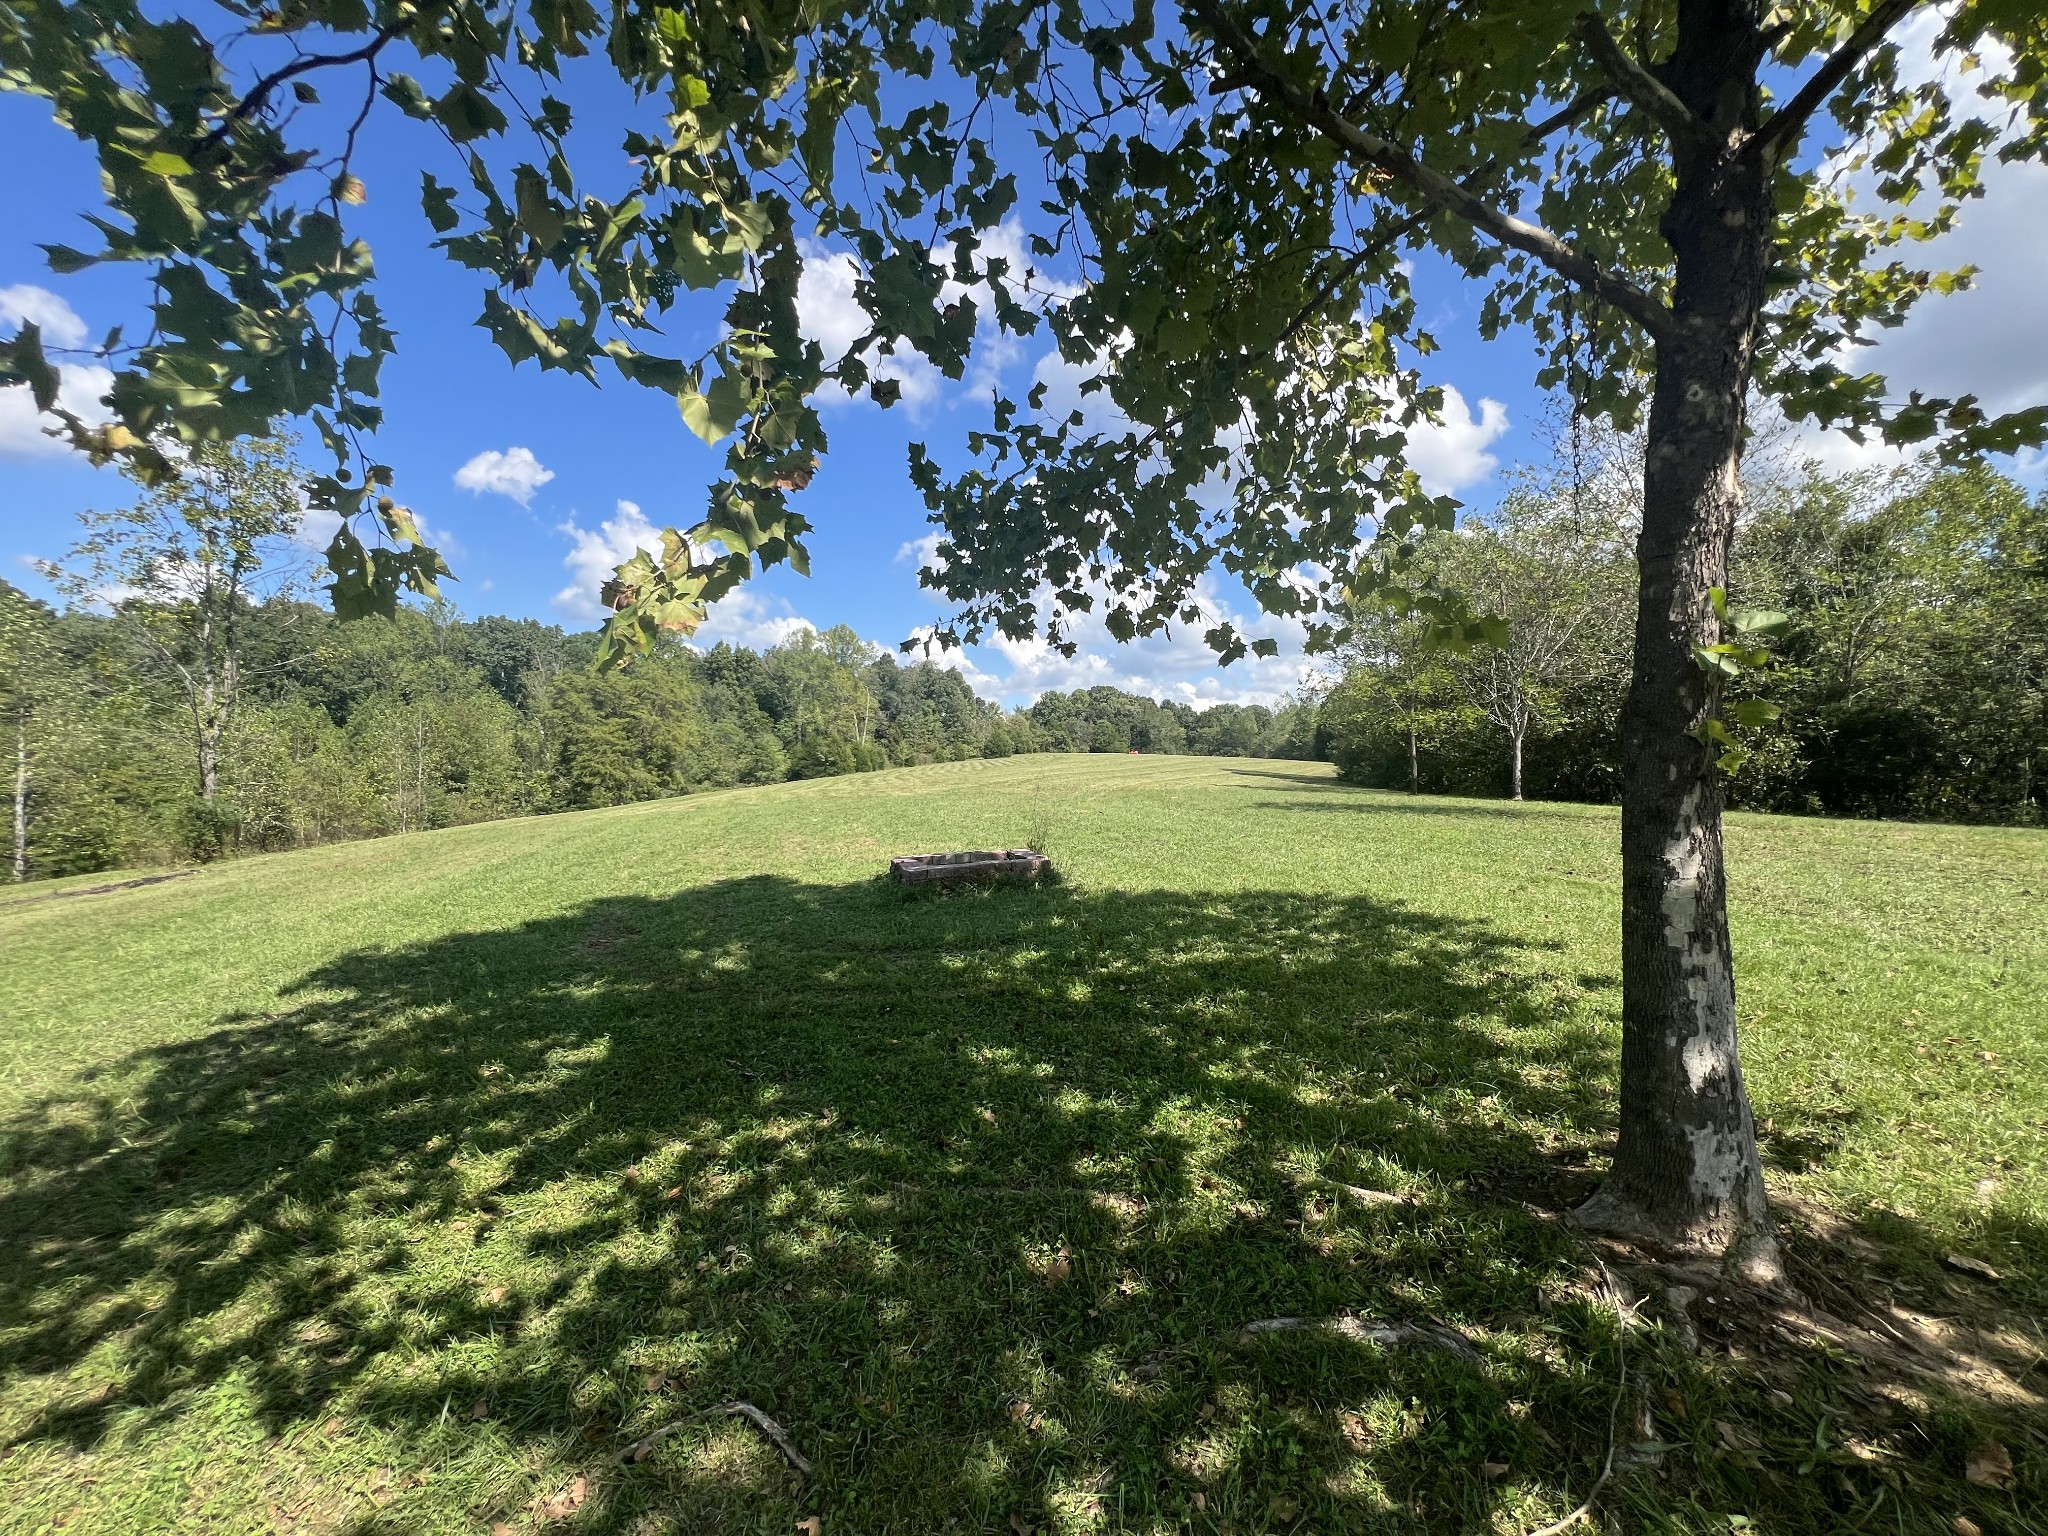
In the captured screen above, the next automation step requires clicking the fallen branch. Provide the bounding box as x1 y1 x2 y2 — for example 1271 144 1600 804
620 1401 813 1475
1234 1314 1482 1362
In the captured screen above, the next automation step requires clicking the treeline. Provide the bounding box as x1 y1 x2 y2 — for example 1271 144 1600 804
1322 457 2048 825
2 592 1315 882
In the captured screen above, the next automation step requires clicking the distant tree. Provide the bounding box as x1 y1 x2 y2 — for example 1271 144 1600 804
1325 609 1474 794
1430 496 1634 801
0 584 63 881
43 438 306 836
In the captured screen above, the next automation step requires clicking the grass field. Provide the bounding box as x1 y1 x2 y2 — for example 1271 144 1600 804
0 756 2042 1534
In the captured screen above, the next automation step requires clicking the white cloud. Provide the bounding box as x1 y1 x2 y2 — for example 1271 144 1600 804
798 244 944 411
1 284 89 348
1797 11 2048 473
555 498 663 619
454 445 555 506
0 285 112 460
1404 385 1510 495
692 587 822 651
927 572 1322 709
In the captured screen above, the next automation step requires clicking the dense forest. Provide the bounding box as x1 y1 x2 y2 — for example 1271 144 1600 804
1321 455 2048 825
1 585 1324 882
2 449 1325 886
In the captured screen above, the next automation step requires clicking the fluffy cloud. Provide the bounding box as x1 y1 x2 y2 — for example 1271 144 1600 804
0 285 112 460
929 573 1325 709
1404 385 1511 494
692 587 823 651
1794 12 2048 474
454 446 555 506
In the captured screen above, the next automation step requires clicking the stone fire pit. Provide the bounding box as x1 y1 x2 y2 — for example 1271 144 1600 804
888 849 1053 888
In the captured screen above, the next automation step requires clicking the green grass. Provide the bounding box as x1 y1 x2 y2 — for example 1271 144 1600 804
0 756 2042 1534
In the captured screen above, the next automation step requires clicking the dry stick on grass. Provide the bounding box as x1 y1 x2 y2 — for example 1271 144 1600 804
1233 1314 1483 1363
1524 1258 1631 1536
620 1401 813 1476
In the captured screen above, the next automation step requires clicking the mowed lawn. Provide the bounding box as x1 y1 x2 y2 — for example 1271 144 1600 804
0 757 2042 1535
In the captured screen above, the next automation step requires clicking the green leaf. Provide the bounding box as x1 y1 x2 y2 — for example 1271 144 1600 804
679 374 747 444
41 245 97 275
435 84 508 144
420 174 461 234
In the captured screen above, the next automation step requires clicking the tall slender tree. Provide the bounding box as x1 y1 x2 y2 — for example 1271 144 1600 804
45 438 305 810
5 0 2045 1270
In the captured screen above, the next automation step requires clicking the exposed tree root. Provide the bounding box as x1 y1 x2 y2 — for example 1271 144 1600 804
620 1400 813 1475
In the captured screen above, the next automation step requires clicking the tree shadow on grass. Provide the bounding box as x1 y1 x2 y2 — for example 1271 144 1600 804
0 876 2039 1533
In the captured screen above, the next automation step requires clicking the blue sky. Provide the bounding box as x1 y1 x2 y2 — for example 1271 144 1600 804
4 10 2043 706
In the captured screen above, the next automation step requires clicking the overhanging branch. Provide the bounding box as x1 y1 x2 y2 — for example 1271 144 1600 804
1189 0 1680 344
1751 0 1925 161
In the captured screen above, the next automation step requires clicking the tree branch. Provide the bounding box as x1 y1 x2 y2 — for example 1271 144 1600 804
1524 85 1617 145
199 23 411 151
1572 11 1714 154
1189 0 1680 344
1751 0 1925 161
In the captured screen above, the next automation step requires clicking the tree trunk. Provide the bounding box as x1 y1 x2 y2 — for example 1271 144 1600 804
198 722 220 804
12 712 26 883
1573 0 1780 1280
1510 727 1524 801
1407 722 1418 793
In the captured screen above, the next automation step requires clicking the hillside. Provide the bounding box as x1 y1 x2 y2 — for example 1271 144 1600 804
1 758 2043 1533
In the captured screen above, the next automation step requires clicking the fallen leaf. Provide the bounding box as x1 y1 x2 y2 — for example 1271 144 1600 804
493 1525 517 1536
979 1108 998 1124
485 1286 508 1305
1481 1461 1510 1479
1716 1420 1759 1453
1192 1491 1207 1510
534 1475 589 1520
1271 1493 1300 1520
1044 1256 1071 1286
644 1371 668 1392
664 1185 683 1200
1945 1253 2000 1282
468 1399 490 1421
1955 1518 1985 1536
796 1519 823 1536
1008 1514 1033 1536
1964 1439 2013 1490
623 1166 642 1184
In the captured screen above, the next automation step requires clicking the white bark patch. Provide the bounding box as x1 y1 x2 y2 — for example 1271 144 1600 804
1659 786 1707 950
1682 1029 1732 1095
1688 1126 1742 1201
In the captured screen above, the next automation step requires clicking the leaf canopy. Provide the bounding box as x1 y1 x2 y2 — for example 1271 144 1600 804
2 0 2043 659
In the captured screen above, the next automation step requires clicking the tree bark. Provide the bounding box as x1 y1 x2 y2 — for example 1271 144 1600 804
1573 0 1780 1281
12 712 26 883
1407 721 1418 793
1510 727 1524 801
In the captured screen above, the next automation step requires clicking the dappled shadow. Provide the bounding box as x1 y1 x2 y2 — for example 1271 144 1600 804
2 874 2040 1532
0 876 1622 1531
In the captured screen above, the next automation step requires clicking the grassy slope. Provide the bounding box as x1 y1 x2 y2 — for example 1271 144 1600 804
0 757 2041 1534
